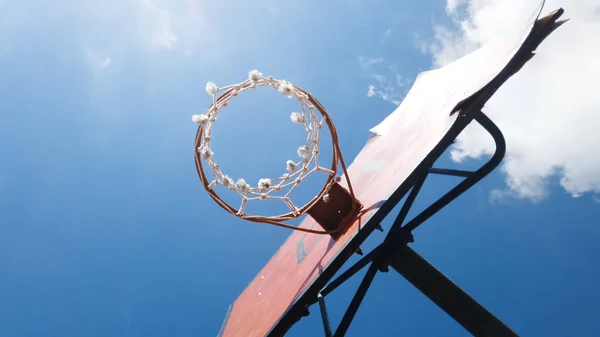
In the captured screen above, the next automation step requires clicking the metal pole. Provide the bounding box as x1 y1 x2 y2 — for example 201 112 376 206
389 245 518 337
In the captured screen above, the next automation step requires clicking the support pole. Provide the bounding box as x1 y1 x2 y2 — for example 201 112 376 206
389 245 518 337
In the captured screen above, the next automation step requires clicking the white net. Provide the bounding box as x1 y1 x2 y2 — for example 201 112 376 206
192 70 336 217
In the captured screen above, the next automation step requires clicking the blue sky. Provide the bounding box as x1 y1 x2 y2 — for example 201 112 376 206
1 0 599 336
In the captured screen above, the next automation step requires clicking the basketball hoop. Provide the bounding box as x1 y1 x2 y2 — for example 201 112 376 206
192 70 359 235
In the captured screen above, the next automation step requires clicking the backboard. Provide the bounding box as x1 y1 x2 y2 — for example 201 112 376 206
216 3 564 337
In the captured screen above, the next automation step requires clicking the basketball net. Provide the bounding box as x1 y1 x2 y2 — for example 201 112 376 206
193 70 356 235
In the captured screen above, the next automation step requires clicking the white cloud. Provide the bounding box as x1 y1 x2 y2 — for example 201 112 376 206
367 72 404 105
82 48 113 72
73 0 216 69
489 188 513 204
140 0 178 49
100 57 111 68
367 84 376 97
380 28 392 45
446 0 466 13
360 57 408 105
358 56 383 68
423 0 600 201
